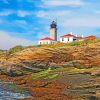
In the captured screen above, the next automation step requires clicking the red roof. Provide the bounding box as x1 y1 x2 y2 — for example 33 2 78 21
61 34 76 38
40 37 55 41
86 35 96 39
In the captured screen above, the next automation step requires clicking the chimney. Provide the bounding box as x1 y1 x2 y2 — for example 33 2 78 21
70 32 73 35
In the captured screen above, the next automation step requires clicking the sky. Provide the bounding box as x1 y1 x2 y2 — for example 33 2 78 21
0 0 100 50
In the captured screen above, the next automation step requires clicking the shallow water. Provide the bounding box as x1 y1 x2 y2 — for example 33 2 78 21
0 82 32 100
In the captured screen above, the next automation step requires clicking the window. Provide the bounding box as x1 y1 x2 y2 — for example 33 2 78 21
62 38 64 41
68 38 69 41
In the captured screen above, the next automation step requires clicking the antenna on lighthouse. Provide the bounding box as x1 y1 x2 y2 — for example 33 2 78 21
56 18 57 24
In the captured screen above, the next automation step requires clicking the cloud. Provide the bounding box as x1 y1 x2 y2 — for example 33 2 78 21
0 31 33 50
63 18 100 27
37 32 48 39
42 0 83 7
17 0 34 3
95 10 100 14
0 19 4 24
0 10 13 16
36 11 46 18
13 20 29 30
0 10 31 17
36 10 72 19
17 10 30 17
14 20 27 25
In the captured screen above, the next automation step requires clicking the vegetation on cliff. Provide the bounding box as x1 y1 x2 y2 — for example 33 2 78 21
0 38 100 100
0 38 100 76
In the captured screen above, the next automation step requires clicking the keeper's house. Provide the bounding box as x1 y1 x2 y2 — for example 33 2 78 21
60 33 83 43
38 37 56 45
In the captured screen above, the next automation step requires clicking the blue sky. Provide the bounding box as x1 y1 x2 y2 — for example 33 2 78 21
0 0 100 49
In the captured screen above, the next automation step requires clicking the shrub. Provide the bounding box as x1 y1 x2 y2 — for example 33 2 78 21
8 45 25 54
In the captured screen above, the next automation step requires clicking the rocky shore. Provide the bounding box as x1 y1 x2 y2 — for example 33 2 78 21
0 41 100 100
0 66 100 100
0 74 72 100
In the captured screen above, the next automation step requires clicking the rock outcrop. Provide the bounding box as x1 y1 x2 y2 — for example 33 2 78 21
0 43 100 75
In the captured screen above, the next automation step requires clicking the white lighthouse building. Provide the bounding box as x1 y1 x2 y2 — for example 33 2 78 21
38 21 85 45
38 21 57 45
50 21 57 41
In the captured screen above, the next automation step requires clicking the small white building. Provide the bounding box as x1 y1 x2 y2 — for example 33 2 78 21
60 33 78 43
38 37 56 45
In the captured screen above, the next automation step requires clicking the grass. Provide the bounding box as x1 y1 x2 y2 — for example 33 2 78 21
69 67 99 73
32 67 52 80
32 66 99 80
31 67 61 80
44 73 59 79
70 68 87 72
66 41 83 46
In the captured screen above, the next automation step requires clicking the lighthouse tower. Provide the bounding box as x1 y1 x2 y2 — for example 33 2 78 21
50 21 57 41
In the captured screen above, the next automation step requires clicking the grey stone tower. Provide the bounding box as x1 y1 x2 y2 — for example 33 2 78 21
50 21 57 41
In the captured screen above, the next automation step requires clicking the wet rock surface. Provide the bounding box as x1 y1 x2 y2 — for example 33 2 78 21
0 42 100 100
0 81 32 100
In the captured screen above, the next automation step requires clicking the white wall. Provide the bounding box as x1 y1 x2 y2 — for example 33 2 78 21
38 40 55 45
69 37 74 42
60 37 74 43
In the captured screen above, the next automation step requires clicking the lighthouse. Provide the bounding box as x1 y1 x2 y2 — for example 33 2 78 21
50 21 57 41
